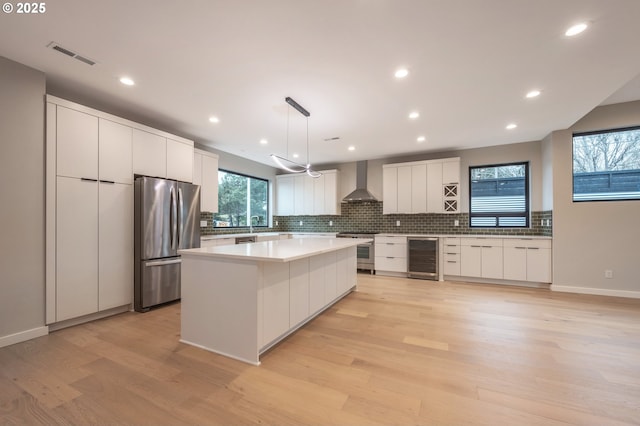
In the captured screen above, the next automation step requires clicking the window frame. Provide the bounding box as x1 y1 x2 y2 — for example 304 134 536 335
572 125 640 203
468 161 530 228
214 168 270 228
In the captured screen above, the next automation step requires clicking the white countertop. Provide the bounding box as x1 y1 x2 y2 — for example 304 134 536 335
201 232 336 241
180 237 368 262
377 233 552 240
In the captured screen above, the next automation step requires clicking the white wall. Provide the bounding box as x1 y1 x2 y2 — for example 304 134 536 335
0 56 47 345
550 101 640 297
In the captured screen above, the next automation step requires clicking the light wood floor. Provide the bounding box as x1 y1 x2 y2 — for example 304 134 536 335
2 276 640 425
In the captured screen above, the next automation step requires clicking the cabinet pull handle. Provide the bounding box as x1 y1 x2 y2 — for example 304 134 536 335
81 177 98 182
447 261 457 263
386 257 394 259
99 180 115 184
446 252 457 255
482 246 492 248
515 247 527 249
528 247 540 250
471 245 481 248
446 244 457 247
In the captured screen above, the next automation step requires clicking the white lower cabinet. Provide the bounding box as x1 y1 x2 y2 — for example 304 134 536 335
259 247 357 349
55 178 133 321
375 236 407 274
443 237 461 275
460 238 503 279
503 239 552 283
289 258 310 327
56 177 99 321
309 254 327 314
261 263 291 346
98 182 133 311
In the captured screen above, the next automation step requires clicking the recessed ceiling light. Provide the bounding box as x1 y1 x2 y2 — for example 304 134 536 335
209 116 219 123
348 146 355 151
409 111 420 119
506 123 517 130
417 136 426 142
119 77 135 86
259 139 268 145
526 90 541 98
565 22 588 37
394 68 409 79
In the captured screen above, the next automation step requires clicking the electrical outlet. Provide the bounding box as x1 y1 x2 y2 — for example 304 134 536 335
454 220 459 226
329 220 333 226
605 270 613 279
546 219 550 226
396 220 400 227
200 220 208 227
299 220 303 226
541 219 544 226
275 220 278 226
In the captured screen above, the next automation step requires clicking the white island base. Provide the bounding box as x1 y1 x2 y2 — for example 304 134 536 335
179 238 362 365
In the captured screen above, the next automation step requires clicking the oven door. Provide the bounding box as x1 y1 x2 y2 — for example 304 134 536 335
356 241 374 272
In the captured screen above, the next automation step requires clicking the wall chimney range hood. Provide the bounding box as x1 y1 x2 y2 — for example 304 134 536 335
343 161 378 202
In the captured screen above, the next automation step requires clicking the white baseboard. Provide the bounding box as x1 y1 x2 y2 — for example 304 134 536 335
0 326 49 349
551 285 640 299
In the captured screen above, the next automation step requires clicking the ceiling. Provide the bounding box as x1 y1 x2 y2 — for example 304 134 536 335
2 0 640 168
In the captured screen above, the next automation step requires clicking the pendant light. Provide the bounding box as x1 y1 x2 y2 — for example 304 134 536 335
270 97 321 178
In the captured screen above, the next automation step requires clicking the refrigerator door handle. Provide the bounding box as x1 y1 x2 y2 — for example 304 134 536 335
178 187 184 247
145 258 182 267
170 186 178 250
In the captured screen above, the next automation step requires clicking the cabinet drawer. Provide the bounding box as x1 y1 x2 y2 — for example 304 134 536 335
460 237 503 247
200 239 217 248
443 243 460 254
503 238 551 249
375 256 407 272
444 237 460 246
216 237 236 246
443 257 461 276
375 243 407 257
375 236 407 244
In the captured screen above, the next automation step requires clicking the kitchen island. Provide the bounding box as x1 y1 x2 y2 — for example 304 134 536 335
178 238 367 365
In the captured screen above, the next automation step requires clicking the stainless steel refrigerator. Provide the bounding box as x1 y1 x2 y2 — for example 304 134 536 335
134 176 201 312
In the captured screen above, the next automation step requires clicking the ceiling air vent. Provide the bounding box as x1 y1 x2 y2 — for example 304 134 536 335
47 42 96 66
323 136 341 142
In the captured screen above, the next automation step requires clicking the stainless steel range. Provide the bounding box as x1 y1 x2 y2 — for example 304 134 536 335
336 232 377 273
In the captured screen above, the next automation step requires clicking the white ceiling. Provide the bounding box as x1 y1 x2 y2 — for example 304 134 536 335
2 0 640 168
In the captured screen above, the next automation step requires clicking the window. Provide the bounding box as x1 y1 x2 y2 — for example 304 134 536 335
573 126 640 202
214 170 268 228
469 162 529 227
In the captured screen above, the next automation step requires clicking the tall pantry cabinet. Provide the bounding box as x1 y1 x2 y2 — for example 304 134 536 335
47 100 133 323
46 96 196 325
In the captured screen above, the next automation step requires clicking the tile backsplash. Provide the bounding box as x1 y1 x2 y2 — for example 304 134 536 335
202 202 552 236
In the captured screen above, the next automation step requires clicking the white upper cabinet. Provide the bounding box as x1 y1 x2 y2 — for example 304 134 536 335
382 166 398 214
313 174 326 215
323 171 339 215
56 106 98 180
166 138 194 183
132 129 166 178
426 162 443 213
396 166 413 213
383 157 460 214
99 119 132 184
411 164 427 213
275 175 295 215
275 170 340 216
443 159 460 184
193 149 219 213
